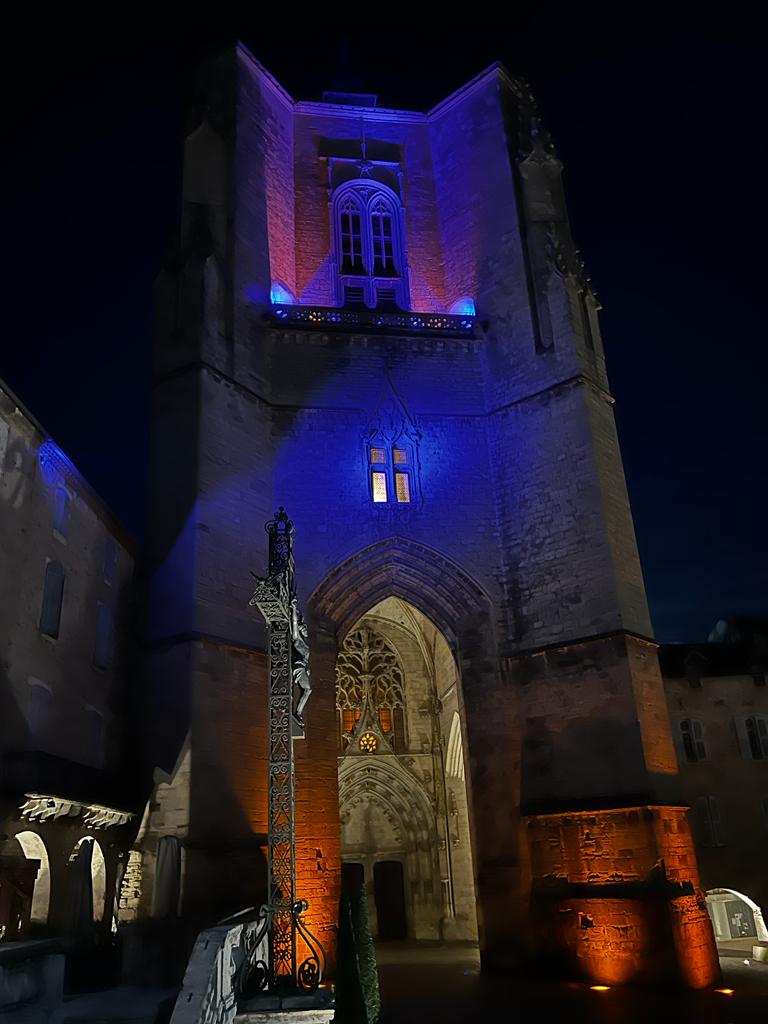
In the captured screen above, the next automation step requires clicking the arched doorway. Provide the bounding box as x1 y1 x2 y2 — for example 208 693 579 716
0 830 50 938
14 831 51 926
335 597 478 944
68 836 107 929
706 888 768 944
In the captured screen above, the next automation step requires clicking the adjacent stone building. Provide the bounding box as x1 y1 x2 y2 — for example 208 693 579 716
660 619 768 946
0 379 135 941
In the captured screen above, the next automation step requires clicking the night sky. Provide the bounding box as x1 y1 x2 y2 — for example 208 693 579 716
3 10 766 642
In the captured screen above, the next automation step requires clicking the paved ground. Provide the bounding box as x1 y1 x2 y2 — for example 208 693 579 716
57 985 177 1023
376 942 768 1024
55 942 768 1023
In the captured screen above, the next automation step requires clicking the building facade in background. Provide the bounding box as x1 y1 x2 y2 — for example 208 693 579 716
0 381 135 942
661 620 768 947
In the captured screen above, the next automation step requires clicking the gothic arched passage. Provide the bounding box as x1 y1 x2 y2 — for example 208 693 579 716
308 536 515 959
334 597 479 943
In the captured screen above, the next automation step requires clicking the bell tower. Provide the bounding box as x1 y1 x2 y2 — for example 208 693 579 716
140 45 719 987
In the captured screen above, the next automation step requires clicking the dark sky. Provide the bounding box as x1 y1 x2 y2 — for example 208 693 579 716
3 9 766 642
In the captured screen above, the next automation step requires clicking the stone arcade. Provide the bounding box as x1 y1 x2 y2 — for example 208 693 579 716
135 48 721 987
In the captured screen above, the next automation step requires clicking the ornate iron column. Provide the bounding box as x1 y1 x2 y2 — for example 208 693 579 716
242 507 325 1001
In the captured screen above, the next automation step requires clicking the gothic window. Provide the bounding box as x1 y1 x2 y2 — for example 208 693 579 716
340 196 364 275
367 443 414 505
39 560 65 639
679 718 707 762
446 712 465 781
370 199 396 277
332 182 408 309
336 627 406 752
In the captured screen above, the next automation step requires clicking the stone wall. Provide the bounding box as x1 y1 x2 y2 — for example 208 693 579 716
0 380 135 941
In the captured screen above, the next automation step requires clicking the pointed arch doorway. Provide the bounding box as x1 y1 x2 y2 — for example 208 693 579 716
335 597 478 943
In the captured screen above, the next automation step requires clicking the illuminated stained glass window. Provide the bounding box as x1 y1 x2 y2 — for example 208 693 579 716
395 473 410 504
342 708 361 733
368 443 415 505
336 627 406 752
359 732 378 753
372 472 387 503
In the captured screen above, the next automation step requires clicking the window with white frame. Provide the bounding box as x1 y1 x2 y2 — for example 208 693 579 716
735 714 768 760
368 442 414 505
332 182 408 309
679 718 707 762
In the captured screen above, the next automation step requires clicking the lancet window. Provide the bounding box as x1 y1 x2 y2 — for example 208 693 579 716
368 442 414 505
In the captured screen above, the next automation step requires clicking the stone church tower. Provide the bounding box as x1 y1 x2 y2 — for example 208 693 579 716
139 45 719 987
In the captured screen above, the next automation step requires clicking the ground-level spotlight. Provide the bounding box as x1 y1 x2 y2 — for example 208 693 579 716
714 988 735 996
589 985 611 991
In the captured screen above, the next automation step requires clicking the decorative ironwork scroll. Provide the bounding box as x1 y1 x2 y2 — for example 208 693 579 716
247 507 326 996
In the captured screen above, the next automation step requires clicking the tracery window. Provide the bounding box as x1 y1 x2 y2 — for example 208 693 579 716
336 627 406 752
332 182 408 309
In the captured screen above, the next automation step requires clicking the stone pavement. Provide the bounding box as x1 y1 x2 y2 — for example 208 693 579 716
376 943 768 1024
49 943 768 1024
56 984 177 1024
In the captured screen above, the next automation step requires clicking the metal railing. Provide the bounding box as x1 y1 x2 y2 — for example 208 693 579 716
269 304 476 336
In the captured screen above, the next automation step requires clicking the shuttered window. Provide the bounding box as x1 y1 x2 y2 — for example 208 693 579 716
736 715 768 759
679 718 707 762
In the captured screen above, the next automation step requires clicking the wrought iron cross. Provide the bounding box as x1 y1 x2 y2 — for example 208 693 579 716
247 507 324 995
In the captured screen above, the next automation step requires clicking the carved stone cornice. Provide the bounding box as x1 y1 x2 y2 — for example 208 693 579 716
19 793 135 830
